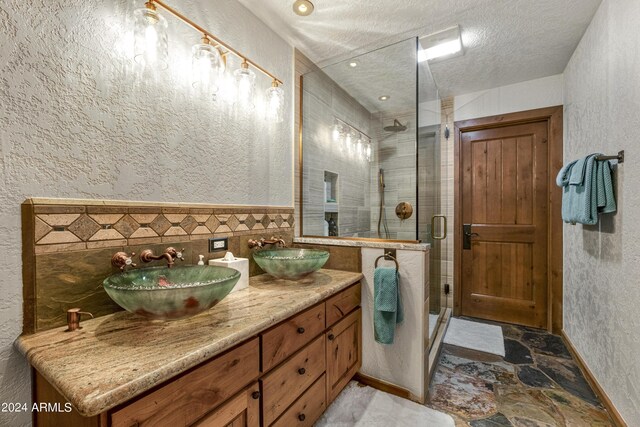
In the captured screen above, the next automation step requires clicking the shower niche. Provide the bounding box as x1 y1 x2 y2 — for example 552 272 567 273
324 171 339 236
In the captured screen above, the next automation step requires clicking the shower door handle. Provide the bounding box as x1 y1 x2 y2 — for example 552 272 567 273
431 215 447 240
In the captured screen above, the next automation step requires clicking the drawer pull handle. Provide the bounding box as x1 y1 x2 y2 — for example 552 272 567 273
251 391 261 400
298 413 306 421
298 367 306 375
297 327 305 334
328 333 335 341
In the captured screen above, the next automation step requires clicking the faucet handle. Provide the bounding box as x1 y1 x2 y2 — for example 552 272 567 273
165 247 185 262
248 239 263 249
111 252 137 271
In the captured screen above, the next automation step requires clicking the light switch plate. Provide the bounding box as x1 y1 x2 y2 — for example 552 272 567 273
209 237 228 252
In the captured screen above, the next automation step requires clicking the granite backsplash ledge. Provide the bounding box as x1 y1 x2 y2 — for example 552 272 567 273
22 198 294 334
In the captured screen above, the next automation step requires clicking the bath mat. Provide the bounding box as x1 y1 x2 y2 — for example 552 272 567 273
316 381 455 427
443 318 505 357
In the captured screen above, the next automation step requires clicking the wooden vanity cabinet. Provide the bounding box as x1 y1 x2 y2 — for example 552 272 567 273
326 308 362 404
33 282 362 427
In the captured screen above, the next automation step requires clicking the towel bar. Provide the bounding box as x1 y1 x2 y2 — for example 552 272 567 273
375 252 399 270
595 151 624 163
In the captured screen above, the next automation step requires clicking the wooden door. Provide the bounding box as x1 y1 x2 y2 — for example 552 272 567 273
192 383 260 427
459 121 549 328
326 308 362 403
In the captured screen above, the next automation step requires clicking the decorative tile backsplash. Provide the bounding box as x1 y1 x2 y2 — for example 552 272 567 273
29 200 294 253
22 198 294 333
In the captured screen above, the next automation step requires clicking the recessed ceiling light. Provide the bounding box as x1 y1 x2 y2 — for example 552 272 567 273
293 0 314 16
379 95 390 101
348 61 358 68
418 25 463 62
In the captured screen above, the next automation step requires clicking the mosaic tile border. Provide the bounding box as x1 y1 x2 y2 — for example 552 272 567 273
25 199 294 253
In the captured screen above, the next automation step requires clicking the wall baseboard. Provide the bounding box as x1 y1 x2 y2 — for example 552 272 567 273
561 331 627 427
353 372 413 401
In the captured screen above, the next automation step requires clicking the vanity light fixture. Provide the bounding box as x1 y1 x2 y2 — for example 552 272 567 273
293 0 315 16
191 35 225 98
234 60 256 111
418 25 463 62
130 0 284 122
133 2 168 70
333 117 373 162
378 95 390 101
265 80 285 123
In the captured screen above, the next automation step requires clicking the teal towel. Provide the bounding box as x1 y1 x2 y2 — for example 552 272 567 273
374 267 403 345
556 154 616 225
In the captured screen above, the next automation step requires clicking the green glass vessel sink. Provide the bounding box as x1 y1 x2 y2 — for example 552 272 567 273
103 265 240 320
253 249 329 280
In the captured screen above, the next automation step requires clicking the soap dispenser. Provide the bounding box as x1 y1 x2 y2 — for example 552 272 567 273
197 255 205 266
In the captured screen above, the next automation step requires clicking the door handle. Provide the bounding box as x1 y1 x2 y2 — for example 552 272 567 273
431 215 447 240
463 224 478 250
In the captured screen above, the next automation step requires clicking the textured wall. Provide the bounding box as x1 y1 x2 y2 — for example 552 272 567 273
563 0 640 424
0 1 292 425
454 74 564 122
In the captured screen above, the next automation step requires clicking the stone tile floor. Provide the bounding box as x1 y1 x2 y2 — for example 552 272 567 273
427 318 615 426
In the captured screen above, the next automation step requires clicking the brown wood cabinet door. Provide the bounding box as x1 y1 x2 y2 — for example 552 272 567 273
460 121 549 328
191 383 260 427
326 308 362 403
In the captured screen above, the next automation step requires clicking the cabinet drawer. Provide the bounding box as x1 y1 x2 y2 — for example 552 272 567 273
325 283 361 327
270 374 326 427
262 335 326 426
110 338 259 427
261 303 325 372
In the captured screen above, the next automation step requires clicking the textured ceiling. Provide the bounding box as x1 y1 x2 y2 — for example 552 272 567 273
237 0 602 97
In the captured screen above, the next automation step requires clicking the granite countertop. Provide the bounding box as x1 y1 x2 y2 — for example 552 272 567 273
15 269 363 417
294 237 430 251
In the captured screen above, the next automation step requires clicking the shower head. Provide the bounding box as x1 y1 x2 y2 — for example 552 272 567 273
383 119 407 132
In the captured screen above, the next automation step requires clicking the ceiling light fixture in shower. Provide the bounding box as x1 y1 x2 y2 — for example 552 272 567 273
418 25 463 62
378 95 390 101
293 0 314 16
348 61 358 68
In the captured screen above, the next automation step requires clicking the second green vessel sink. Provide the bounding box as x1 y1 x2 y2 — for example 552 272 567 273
253 248 329 280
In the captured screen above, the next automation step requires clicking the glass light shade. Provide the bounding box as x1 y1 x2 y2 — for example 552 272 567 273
234 65 256 111
191 43 225 98
366 142 372 162
133 7 168 70
356 135 363 157
332 120 341 142
265 85 285 123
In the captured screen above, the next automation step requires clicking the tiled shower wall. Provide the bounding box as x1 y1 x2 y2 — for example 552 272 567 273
301 62 373 237
370 110 417 240
22 198 294 333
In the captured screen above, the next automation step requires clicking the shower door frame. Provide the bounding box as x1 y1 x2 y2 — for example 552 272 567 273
453 106 564 334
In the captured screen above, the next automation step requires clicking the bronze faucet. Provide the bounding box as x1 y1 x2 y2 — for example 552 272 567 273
139 247 185 268
248 236 286 249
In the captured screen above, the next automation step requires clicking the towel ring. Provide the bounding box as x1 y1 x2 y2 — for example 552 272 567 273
375 252 399 270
